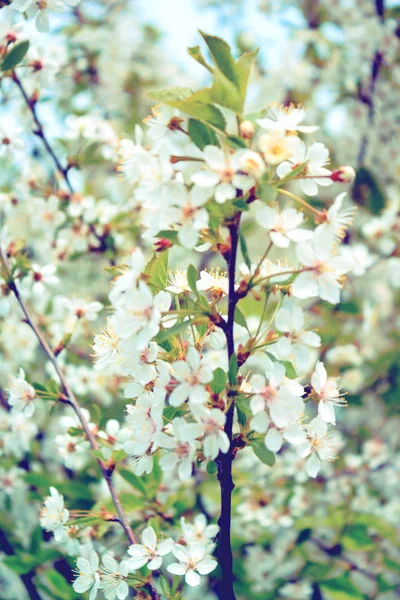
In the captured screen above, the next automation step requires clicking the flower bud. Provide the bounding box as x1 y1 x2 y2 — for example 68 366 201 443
239 120 255 139
154 238 173 252
331 166 356 184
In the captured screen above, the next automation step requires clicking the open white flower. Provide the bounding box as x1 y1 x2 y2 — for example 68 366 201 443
255 205 312 248
168 185 210 248
100 555 129 600
277 137 332 196
292 229 352 304
191 146 254 204
8 368 36 417
63 298 104 321
73 551 100 600
127 526 174 570
196 268 229 299
316 193 356 241
249 363 305 430
258 131 291 165
167 543 217 587
39 487 69 542
170 347 213 407
155 417 202 480
194 407 230 459
296 417 339 477
13 0 65 33
0 118 24 159
123 400 163 475
180 514 219 548
92 320 120 371
271 302 321 371
311 361 347 425
257 104 318 134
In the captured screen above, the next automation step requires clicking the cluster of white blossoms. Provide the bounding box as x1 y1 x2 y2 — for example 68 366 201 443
39 484 217 596
10 0 81 32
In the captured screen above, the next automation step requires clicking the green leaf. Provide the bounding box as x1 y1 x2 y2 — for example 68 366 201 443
206 460 218 475
320 576 363 600
234 306 248 329
45 569 73 600
188 45 213 72
153 319 191 343
187 264 199 294
210 367 227 394
67 515 102 527
235 49 259 105
199 32 239 84
239 232 251 269
119 469 147 496
282 360 297 379
188 118 220 150
145 250 169 290
251 441 276 466
226 134 248 149
148 87 226 130
342 524 374 551
259 182 278 204
353 167 385 215
29 527 42 555
1 40 30 71
228 354 238 385
155 230 179 243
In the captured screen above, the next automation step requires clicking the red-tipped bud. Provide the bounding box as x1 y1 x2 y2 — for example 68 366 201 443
331 166 356 184
155 238 173 252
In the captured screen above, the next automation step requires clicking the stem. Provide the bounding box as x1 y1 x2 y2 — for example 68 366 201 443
11 72 73 194
277 187 322 217
0 247 160 600
11 72 108 251
216 213 241 600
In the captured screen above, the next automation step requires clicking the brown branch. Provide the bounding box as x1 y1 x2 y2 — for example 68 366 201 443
11 72 110 250
215 212 241 600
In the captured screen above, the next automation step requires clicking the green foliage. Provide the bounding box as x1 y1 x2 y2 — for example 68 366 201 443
1 40 30 70
148 87 226 130
188 118 220 150
228 354 239 385
145 250 169 290
353 167 386 214
187 264 199 294
210 367 227 394
250 440 276 466
320 576 364 600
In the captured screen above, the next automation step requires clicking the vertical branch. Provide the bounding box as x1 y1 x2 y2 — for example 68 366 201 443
216 212 241 600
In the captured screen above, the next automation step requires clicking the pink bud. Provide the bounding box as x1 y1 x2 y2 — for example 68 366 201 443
331 166 356 184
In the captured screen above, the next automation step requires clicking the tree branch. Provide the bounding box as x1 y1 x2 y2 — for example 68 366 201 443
216 212 241 600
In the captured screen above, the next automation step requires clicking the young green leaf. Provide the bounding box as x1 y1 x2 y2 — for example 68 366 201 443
187 264 199 294
1 40 30 71
251 440 276 466
188 118 220 150
210 367 227 394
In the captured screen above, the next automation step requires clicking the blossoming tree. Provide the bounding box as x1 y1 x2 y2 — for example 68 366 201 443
1 3 400 600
